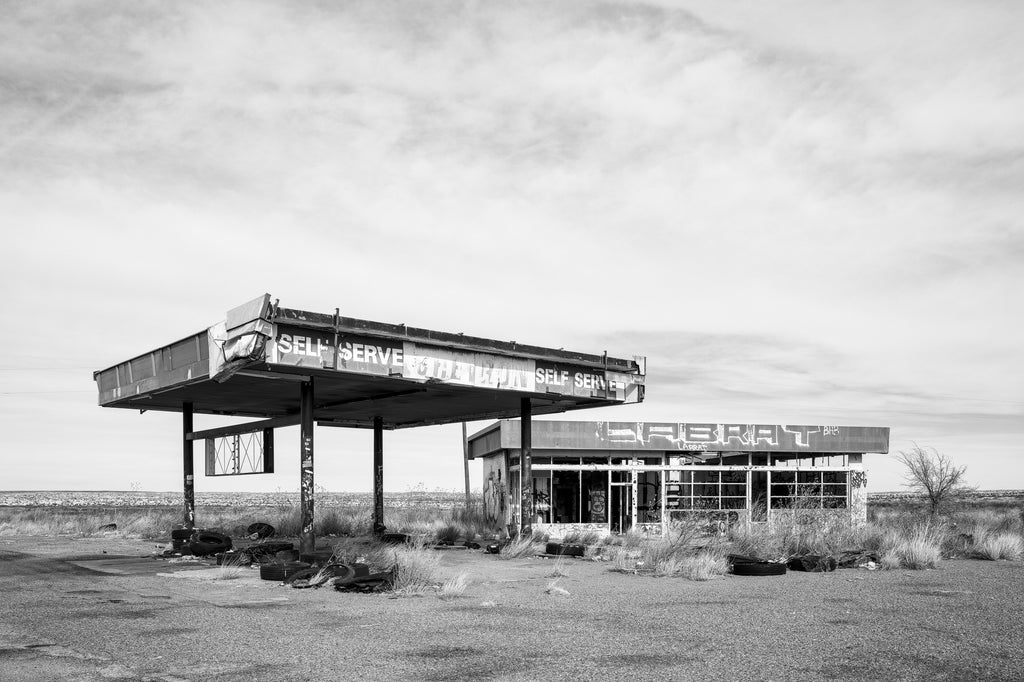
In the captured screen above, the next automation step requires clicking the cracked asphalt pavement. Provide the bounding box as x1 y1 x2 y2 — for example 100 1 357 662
1 535 1021 681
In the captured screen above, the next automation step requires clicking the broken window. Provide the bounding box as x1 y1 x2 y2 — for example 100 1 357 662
770 470 848 509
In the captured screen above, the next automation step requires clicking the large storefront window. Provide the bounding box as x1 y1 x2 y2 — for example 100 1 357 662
770 471 848 509
666 470 747 511
527 457 611 525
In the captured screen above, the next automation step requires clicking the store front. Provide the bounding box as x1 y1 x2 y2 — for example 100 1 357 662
469 421 889 537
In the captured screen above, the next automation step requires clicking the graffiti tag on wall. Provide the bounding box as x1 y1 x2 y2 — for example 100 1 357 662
593 422 886 453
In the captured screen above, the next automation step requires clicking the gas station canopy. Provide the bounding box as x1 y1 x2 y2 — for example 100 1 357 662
93 294 646 429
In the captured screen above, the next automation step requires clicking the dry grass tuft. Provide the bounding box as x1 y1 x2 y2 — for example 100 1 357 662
497 536 541 560
880 523 943 569
438 572 471 600
677 551 729 581
212 564 249 581
389 545 440 595
973 532 1023 561
545 579 569 596
547 554 571 578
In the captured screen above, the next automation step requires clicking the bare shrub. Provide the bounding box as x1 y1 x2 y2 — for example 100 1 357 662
973 533 1023 561
897 444 971 516
438 572 471 600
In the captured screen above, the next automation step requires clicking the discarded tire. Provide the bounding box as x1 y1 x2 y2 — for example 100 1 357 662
732 561 787 576
787 555 838 573
283 567 320 585
246 522 276 539
260 561 311 581
545 542 585 557
171 528 194 541
189 531 232 557
485 543 501 554
246 541 294 560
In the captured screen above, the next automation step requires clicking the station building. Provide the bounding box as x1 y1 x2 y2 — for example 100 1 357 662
469 420 889 537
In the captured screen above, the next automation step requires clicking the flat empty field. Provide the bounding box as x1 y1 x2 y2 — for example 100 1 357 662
1 535 1021 682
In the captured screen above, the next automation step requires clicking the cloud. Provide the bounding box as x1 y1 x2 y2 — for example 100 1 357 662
0 0 1020 491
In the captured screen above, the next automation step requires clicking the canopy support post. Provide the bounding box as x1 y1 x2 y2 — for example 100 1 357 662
373 416 385 535
300 379 315 555
519 398 533 538
183 401 195 529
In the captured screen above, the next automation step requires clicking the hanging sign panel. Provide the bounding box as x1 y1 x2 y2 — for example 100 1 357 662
266 325 643 401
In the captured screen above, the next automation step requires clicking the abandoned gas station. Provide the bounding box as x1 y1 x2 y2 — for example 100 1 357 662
93 295 646 551
469 420 889 537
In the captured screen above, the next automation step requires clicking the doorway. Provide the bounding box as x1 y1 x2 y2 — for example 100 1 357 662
610 482 632 533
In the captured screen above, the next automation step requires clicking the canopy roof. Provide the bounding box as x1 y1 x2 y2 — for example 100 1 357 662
94 295 646 429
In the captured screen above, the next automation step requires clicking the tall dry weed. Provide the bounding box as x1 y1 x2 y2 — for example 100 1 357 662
972 532 1023 561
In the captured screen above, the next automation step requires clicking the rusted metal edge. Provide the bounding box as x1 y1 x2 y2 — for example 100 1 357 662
273 307 641 372
92 329 210 378
187 414 303 441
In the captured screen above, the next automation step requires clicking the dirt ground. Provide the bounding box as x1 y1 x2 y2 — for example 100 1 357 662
1 535 1021 682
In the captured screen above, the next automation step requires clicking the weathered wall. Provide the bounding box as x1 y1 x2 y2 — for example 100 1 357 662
849 453 868 524
481 453 509 527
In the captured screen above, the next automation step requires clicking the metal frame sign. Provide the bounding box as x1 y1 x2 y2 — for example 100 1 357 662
268 325 642 401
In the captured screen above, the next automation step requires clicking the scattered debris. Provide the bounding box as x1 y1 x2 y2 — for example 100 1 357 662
837 549 881 569
545 579 569 596
98 523 117 532
379 533 411 545
246 522 276 540
259 561 310 582
727 555 787 576
787 555 838 573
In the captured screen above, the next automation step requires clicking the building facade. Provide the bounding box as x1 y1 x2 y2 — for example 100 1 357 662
469 420 889 537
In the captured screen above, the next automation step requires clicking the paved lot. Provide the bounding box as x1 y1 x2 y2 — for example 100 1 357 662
1 535 1021 681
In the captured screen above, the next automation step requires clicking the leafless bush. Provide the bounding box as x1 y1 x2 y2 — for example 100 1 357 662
897 444 971 516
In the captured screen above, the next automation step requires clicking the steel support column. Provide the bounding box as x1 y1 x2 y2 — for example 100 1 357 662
519 398 533 538
299 379 315 555
373 416 385 535
183 401 195 529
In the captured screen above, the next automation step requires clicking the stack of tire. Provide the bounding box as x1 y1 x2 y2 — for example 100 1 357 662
545 542 585 557
170 528 193 553
188 530 232 557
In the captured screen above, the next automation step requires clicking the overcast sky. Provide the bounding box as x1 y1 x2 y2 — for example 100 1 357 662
1 0 1021 495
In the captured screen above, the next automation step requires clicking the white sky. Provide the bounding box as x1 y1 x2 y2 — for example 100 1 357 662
1 0 1021 495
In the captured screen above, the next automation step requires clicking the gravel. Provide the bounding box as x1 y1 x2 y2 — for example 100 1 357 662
1 535 1021 681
